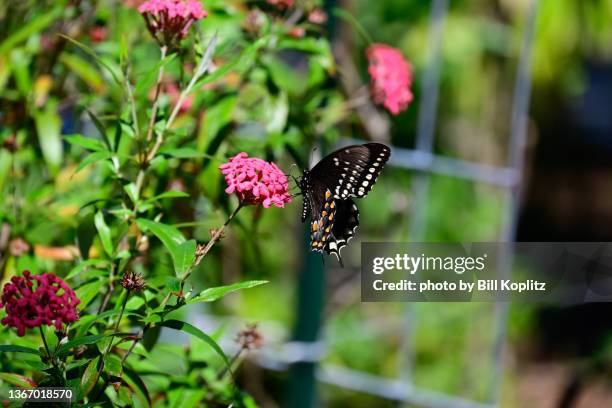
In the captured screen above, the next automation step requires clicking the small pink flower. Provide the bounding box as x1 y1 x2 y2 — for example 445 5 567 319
0 271 80 337
366 44 414 115
220 153 291 208
138 0 207 46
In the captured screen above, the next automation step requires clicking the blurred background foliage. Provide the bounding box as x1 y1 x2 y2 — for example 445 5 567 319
1 0 612 406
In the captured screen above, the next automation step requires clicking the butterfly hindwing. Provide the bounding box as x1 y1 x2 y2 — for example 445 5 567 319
324 199 359 264
310 190 336 252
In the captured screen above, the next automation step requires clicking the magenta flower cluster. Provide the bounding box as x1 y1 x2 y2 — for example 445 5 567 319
0 271 80 337
366 44 414 115
220 152 291 208
138 0 207 46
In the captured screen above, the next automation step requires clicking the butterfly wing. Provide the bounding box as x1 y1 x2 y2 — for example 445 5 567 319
324 199 359 266
309 143 390 200
303 143 390 266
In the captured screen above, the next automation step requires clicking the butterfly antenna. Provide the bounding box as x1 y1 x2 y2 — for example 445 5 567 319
337 253 344 268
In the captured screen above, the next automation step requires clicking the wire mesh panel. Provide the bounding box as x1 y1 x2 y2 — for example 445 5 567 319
280 0 542 407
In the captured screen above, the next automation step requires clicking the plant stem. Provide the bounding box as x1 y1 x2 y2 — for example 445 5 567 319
99 290 129 377
40 327 52 359
145 46 167 144
193 203 244 268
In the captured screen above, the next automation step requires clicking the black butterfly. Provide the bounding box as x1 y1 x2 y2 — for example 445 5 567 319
298 143 391 266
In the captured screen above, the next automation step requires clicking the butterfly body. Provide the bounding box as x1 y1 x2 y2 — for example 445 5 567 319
299 143 391 266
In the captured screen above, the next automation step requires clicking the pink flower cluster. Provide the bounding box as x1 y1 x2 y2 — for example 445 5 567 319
138 0 207 46
0 271 80 337
220 152 291 208
366 44 414 115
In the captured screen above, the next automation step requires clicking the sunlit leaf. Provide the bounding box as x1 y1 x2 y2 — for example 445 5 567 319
159 320 230 367
94 212 114 257
34 103 63 174
187 280 268 304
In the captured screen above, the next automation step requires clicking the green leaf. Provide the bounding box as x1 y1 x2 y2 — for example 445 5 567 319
86 110 113 151
187 280 268 304
136 219 193 276
78 357 100 400
59 53 105 92
158 147 208 158
74 151 114 174
174 240 196 278
0 9 61 55
144 191 190 204
123 368 152 408
0 345 41 355
61 34 123 86
124 183 139 204
65 134 106 152
56 334 110 357
262 55 307 96
104 355 122 377
165 276 181 293
94 212 114 257
159 320 230 367
34 103 63 174
0 372 36 388
72 310 140 339
75 279 104 310
134 53 177 97
137 219 185 250
65 259 109 281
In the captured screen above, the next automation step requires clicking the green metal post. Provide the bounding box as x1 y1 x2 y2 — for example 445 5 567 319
287 227 326 408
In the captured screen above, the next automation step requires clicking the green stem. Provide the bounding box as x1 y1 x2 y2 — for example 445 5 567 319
98 289 129 377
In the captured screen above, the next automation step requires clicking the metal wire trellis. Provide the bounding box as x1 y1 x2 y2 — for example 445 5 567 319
280 0 540 406
196 0 540 406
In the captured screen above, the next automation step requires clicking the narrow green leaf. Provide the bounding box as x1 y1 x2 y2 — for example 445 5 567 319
187 280 268 304
124 183 139 204
86 110 113 151
0 372 36 388
59 53 105 92
174 240 196 278
159 320 230 367
74 151 114 174
78 357 100 400
94 212 114 257
65 134 106 152
0 345 41 355
123 367 152 408
56 334 110 357
34 103 63 174
158 147 208 158
65 259 109 281
60 34 123 86
145 191 190 204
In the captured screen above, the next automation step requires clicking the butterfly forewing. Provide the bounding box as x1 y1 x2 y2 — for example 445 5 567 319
309 143 390 200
